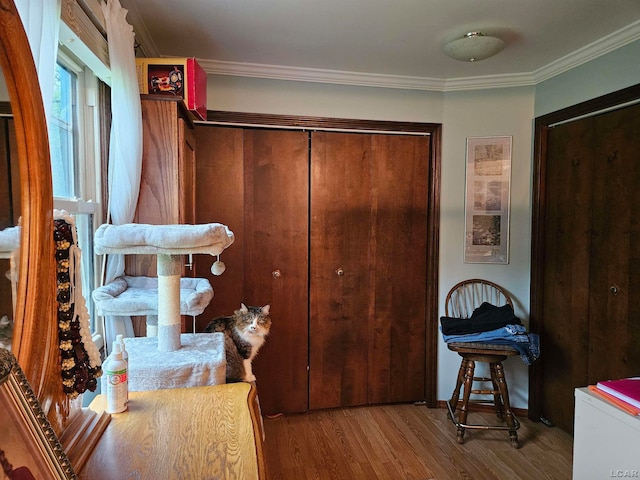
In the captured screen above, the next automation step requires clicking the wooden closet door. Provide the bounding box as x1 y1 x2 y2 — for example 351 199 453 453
540 103 640 433
309 132 373 409
369 134 429 404
194 125 245 324
0 117 18 327
309 132 429 409
194 125 309 415
243 129 310 414
586 105 640 384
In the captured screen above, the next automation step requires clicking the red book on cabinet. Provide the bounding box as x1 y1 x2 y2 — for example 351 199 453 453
588 385 640 416
596 377 640 409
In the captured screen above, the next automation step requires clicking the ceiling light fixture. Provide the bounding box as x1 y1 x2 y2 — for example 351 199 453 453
443 31 505 62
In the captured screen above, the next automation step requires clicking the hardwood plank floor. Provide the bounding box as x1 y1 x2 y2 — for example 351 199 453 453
263 404 573 480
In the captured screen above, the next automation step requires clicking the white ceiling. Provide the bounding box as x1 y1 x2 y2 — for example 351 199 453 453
119 0 640 91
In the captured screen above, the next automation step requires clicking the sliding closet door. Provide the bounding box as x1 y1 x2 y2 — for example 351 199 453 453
309 132 429 409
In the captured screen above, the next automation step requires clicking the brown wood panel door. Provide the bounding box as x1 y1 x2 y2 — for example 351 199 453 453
309 132 373 409
540 119 593 432
309 132 428 409
540 103 640 433
243 129 310 414
1 117 18 327
0 118 19 229
194 125 309 415
194 126 245 323
369 134 429 404
1 117 12 229
586 106 640 384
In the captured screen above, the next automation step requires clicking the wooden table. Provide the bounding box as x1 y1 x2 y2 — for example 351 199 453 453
79 383 266 479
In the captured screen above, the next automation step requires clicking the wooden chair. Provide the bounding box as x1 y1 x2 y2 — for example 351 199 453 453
443 279 521 448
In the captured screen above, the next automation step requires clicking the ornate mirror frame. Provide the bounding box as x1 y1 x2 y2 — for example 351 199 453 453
0 0 56 396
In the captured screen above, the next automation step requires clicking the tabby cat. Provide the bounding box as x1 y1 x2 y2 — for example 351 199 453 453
204 303 271 383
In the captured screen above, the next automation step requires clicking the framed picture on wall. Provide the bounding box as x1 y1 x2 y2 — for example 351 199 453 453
464 136 512 264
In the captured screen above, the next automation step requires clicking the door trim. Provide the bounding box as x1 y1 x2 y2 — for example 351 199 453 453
202 110 442 407
529 83 640 420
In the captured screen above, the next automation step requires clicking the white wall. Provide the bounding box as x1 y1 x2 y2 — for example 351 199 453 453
439 87 535 408
535 39 640 117
207 75 444 121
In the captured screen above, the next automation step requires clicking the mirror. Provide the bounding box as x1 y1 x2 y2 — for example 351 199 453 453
0 0 66 423
0 2 109 471
0 15 20 352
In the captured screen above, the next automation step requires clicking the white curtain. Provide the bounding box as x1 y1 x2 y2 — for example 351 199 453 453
15 0 61 138
101 0 143 346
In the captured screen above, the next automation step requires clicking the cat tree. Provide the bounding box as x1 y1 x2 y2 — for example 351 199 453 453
93 222 234 352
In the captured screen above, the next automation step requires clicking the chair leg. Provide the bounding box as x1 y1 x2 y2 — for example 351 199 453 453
448 357 467 418
456 358 475 444
494 362 519 448
490 362 505 422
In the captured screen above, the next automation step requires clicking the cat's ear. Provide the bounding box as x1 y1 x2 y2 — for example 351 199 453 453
262 305 270 315
240 303 249 313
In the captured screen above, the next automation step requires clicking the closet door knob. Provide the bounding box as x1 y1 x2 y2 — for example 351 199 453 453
336 267 344 276
610 285 619 294
272 269 282 278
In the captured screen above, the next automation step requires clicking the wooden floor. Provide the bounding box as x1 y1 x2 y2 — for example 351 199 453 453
263 403 573 480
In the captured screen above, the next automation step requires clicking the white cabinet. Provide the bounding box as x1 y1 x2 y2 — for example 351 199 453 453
573 387 640 480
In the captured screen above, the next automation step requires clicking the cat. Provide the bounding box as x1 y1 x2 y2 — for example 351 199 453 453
204 303 271 383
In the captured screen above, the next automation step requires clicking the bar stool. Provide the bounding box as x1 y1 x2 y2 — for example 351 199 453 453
443 279 521 448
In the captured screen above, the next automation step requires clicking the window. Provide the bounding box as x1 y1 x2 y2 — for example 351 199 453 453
51 49 103 350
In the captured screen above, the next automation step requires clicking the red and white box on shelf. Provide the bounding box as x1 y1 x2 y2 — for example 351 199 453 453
136 57 207 121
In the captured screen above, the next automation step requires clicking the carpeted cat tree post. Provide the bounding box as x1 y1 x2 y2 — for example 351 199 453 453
157 253 182 351
94 223 234 352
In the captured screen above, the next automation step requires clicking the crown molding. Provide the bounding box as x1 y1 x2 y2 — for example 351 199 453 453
120 0 160 58
200 58 537 92
197 59 447 91
443 72 536 91
534 19 640 83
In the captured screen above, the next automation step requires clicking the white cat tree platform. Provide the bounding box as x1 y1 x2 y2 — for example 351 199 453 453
0 226 20 317
92 275 214 336
0 225 20 260
123 332 226 391
94 222 234 353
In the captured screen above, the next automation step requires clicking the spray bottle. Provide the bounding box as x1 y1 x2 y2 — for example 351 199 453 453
105 341 128 413
116 334 129 405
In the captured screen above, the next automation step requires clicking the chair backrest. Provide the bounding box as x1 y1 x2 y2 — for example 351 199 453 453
444 279 513 318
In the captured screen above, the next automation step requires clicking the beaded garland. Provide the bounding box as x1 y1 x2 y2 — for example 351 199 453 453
54 211 102 398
